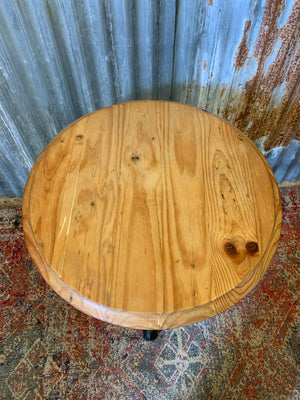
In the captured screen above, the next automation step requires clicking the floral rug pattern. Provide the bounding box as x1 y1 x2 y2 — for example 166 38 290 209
0 186 299 399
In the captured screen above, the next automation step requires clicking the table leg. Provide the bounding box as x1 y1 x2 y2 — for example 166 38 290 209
143 330 159 341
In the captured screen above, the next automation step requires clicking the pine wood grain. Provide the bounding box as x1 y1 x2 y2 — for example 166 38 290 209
22 101 282 329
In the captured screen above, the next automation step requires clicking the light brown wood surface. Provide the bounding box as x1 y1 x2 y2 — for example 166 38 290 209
22 101 282 329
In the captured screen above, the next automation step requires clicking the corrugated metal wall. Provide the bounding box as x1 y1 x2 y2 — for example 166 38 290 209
0 0 299 197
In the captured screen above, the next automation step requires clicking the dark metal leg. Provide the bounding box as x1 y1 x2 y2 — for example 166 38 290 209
143 330 159 341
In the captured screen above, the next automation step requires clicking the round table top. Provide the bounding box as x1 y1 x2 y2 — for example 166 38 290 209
22 101 282 330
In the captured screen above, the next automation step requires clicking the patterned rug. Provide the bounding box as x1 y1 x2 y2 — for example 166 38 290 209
0 185 299 400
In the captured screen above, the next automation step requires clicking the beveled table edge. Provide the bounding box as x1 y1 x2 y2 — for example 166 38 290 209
22 101 282 330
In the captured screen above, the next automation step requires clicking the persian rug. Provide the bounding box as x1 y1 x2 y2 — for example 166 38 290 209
0 185 299 400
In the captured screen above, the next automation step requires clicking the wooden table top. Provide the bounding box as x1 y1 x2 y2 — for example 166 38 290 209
22 101 282 330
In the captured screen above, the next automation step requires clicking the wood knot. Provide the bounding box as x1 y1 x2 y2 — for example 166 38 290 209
75 134 84 144
246 241 259 254
224 242 238 257
131 155 140 163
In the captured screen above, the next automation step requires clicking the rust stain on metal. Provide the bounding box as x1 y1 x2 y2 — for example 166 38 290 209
203 59 207 71
219 87 226 99
185 80 195 104
208 0 214 6
234 20 252 71
225 0 300 150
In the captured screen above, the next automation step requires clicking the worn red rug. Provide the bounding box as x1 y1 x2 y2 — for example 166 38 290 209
0 185 299 400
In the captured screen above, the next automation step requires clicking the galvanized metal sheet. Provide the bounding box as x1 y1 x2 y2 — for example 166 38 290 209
172 0 300 150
